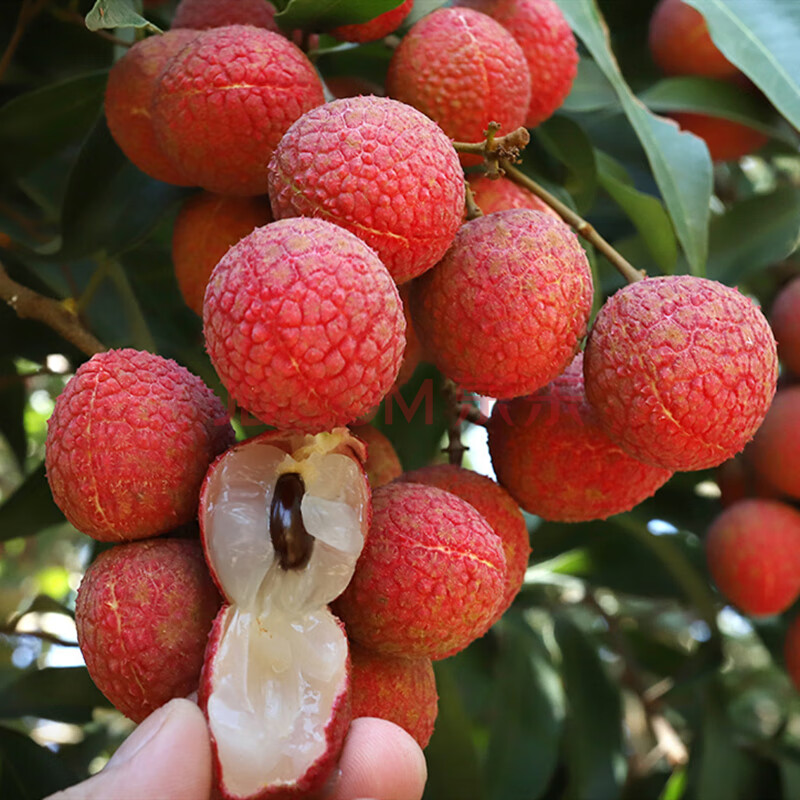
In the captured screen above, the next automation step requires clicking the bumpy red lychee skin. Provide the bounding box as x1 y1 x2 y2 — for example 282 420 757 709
268 96 464 285
489 354 673 523
648 0 739 80
785 615 800 693
351 425 402 488
203 218 406 432
172 0 279 31
104 30 198 185
771 277 800 376
395 285 423 387
410 209 593 399
584 276 778 472
399 464 530 624
350 643 438 749
749 388 800 500
76 539 221 723
705 499 800 616
330 0 414 43
45 349 234 542
671 112 768 162
467 174 560 219
152 25 324 196
385 8 531 166
334 483 506 660
456 0 578 127
172 191 273 316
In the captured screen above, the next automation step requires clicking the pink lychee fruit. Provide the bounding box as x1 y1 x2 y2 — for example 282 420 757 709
749 387 800 500
386 8 531 164
395 284 423 387
267 95 465 284
705 499 800 616
330 0 414 42
770 276 800 376
203 217 406 432
334 482 507 660
467 174 560 219
410 209 593 399
45 348 234 542
172 191 273 316
76 538 221 722
456 0 579 127
584 276 778 472
399 463 531 624
104 29 198 185
488 354 673 522
350 424 403 488
152 25 324 196
198 428 370 800
172 0 279 31
350 643 438 749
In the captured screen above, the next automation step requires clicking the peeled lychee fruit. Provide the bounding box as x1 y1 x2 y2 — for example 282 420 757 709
350 643 438 749
785 614 800 692
749 387 800 500
172 0 279 31
334 482 506 660
671 112 769 162
488 354 673 522
198 428 370 800
45 349 234 542
330 0 414 42
399 463 530 624
172 191 273 316
152 25 324 196
467 174 560 219
386 8 531 162
76 538 221 723
584 276 778 472
770 276 800 375
204 217 405 433
705 499 800 616
411 209 593 399
351 424 402 488
104 30 198 185
267 95 464 284
456 0 578 127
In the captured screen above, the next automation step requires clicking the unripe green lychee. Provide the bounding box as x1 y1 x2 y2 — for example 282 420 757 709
330 0 414 43
749 387 800 500
172 0 279 31
770 277 800 376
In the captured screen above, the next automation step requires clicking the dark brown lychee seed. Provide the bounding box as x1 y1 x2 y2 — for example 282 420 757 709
270 472 313 570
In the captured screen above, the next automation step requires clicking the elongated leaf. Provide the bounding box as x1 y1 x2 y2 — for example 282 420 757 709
0 726 77 800
404 0 448 28
685 0 800 130
555 0 712 276
693 695 749 800
85 0 160 32
276 0 404 31
0 359 26 469
0 463 65 541
562 58 618 113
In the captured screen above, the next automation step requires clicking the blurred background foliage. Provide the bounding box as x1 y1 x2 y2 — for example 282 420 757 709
0 0 798 798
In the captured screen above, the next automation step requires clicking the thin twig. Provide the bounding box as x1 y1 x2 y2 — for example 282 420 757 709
464 183 483 221
0 0 48 83
461 404 489 427
442 380 468 466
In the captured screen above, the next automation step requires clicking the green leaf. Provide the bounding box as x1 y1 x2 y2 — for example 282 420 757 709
684 0 800 131
555 0 712 276
554 616 626 800
85 0 161 32
0 463 65 541
781 759 800 800
0 725 78 800
659 767 688 800
404 0 449 28
0 359 26 469
276 0 404 31
0 71 107 181
562 58 618 113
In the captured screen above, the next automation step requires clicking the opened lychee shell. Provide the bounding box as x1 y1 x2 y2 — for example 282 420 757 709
198 429 370 800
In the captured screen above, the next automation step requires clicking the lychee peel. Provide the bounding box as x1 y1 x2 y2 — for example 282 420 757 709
584 276 778 472
350 424 403 488
467 174 560 219
410 209 593 398
749 387 800 500
770 277 800 375
76 539 221 723
172 0 279 31
45 348 234 542
330 0 414 43
267 96 465 285
203 217 405 433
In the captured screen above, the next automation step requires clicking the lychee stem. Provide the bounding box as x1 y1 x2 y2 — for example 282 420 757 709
442 380 468 466
464 183 483 221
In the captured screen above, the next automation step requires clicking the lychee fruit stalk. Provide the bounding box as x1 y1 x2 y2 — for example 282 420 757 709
198 428 371 799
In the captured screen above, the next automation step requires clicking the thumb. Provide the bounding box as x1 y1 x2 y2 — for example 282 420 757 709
46 698 213 800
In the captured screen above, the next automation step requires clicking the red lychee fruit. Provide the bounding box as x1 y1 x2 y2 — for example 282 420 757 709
172 0 279 31
330 0 414 42
385 7 531 165
104 29 198 185
203 218 406 433
715 448 782 508
172 191 273 316
671 112 769 162
456 0 578 127
45 349 234 542
467 174 560 219
350 424 402 488
198 428 370 800
410 209 593 399
488 354 673 522
749 387 800 500
705 499 800 616
267 96 464 284
324 75 385 99
399 463 530 624
770 276 800 375
76 538 221 723
395 284 423 387
152 25 324 196
350 643 438 749
334 482 506 660
785 614 800 692
584 276 778 472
